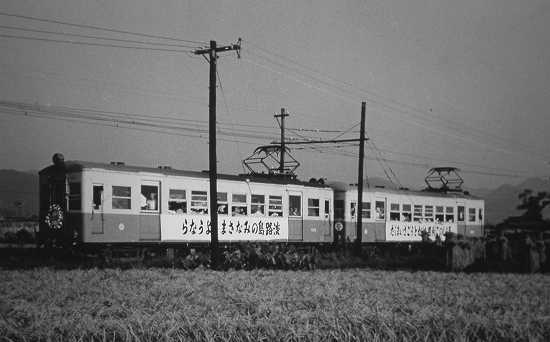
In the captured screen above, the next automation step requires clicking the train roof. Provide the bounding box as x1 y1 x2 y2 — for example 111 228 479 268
328 181 482 200
39 160 332 189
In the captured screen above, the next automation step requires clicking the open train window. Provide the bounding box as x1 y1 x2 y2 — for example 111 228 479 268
232 193 247 216
289 195 301 217
140 184 159 211
169 189 186 214
350 202 357 218
402 204 411 222
413 205 423 222
217 192 228 214
468 208 476 222
375 201 385 220
424 205 434 222
445 206 454 222
251 194 265 216
190 191 208 214
389 203 400 221
457 206 465 222
68 182 81 211
268 195 283 216
93 184 104 210
112 186 131 210
308 198 320 217
435 206 444 223
361 202 371 218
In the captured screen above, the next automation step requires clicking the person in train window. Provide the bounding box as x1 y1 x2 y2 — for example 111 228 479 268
140 193 147 210
146 193 157 210
217 204 227 214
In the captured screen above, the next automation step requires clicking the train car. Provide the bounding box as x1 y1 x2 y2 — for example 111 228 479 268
38 154 333 248
332 183 484 243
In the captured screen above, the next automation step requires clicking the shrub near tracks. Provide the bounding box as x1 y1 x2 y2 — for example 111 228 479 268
1 269 549 341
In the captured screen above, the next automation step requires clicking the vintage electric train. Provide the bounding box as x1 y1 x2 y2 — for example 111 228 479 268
38 154 484 249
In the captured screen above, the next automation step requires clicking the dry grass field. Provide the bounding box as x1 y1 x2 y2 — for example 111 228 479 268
1 268 549 341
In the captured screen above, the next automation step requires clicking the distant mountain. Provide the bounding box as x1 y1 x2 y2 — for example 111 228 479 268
476 178 550 225
0 170 38 218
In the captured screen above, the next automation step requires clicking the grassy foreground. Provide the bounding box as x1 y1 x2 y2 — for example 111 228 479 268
1 269 549 341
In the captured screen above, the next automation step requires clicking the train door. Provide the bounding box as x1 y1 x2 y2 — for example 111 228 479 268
322 199 332 241
374 196 387 241
457 202 466 236
333 198 345 244
139 181 161 241
288 191 303 241
89 183 105 234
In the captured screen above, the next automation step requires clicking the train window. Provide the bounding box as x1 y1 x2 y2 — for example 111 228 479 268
217 192 228 215
457 206 465 222
140 185 159 211
190 191 208 214
93 185 104 210
112 186 131 210
168 189 186 214
402 204 411 222
361 202 371 219
413 205 423 222
424 205 434 222
308 198 320 217
251 195 265 216
268 195 283 216
435 206 444 222
375 201 385 220
324 200 330 218
350 202 357 218
232 193 248 216
289 195 301 217
478 208 483 221
389 203 400 221
445 206 454 222
468 208 476 222
68 182 81 211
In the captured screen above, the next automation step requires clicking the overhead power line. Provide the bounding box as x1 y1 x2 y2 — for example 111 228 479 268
0 33 195 53
0 11 206 44
0 24 199 48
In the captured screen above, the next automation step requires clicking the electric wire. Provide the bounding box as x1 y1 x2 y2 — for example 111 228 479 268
0 33 195 53
0 24 200 49
0 11 206 44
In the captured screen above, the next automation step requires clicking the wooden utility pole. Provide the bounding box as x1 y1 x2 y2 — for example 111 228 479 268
194 39 240 269
356 102 366 249
274 108 289 175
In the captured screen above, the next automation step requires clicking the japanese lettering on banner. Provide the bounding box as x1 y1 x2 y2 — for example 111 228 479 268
386 221 457 241
160 214 288 241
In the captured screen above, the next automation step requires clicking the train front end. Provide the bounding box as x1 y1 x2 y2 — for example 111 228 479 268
38 153 83 247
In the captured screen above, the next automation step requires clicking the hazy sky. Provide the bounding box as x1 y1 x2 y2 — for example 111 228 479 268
1 0 549 189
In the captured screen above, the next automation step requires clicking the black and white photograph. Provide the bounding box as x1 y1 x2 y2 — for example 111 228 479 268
0 1 549 340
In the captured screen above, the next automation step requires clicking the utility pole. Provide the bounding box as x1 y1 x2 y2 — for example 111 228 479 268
274 108 289 175
194 39 241 269
356 102 366 251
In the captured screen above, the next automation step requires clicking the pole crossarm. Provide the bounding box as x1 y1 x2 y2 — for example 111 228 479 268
194 38 241 56
270 138 368 145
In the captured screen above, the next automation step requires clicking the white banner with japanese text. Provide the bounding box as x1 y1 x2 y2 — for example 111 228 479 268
386 221 457 242
160 214 288 242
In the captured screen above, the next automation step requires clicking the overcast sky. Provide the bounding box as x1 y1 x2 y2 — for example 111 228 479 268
1 0 549 189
